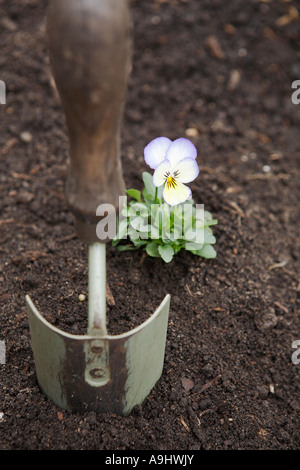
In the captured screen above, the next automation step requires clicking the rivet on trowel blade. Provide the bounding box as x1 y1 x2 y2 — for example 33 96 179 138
84 339 110 387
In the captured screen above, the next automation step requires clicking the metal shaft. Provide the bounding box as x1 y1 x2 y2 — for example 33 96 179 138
88 242 107 336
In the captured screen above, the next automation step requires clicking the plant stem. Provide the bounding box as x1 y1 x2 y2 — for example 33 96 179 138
170 206 175 230
154 187 158 204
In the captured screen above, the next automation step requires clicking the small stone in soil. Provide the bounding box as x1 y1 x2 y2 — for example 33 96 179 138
181 377 194 392
20 131 33 143
254 309 278 333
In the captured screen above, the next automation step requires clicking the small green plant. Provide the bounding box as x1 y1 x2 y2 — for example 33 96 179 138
112 137 218 263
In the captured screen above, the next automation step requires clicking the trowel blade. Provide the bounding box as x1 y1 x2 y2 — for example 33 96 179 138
26 294 170 415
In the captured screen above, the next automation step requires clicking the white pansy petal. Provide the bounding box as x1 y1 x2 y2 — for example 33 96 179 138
174 158 199 183
153 159 172 187
163 181 192 206
144 136 172 169
166 138 197 167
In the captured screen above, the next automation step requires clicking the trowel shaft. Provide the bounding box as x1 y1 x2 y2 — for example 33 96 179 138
88 242 107 336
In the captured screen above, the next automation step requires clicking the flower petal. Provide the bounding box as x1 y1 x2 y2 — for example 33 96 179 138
166 138 197 167
163 181 192 206
153 159 172 187
144 136 172 169
173 157 199 183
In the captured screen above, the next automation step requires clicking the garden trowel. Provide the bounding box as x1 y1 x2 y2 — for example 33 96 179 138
25 0 170 416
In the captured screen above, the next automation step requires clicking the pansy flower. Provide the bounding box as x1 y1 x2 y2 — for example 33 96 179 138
144 137 199 206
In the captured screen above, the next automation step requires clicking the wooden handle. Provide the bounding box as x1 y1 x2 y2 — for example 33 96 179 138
47 0 131 242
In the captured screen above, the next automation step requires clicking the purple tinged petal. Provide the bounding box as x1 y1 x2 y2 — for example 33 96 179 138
173 158 199 184
144 136 172 169
166 138 197 168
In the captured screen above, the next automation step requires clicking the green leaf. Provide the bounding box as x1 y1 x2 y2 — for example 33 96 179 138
193 244 217 259
157 184 164 201
127 225 140 241
204 210 213 221
126 188 142 202
185 242 204 252
153 203 171 231
128 202 149 217
205 218 218 227
132 238 148 248
203 227 216 245
142 172 156 198
158 244 174 263
145 241 160 258
142 189 153 205
165 227 182 242
114 218 128 241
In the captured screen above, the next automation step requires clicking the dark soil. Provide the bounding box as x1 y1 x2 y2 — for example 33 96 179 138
1 0 300 450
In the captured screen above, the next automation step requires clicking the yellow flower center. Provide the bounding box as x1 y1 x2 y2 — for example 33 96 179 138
166 176 177 189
